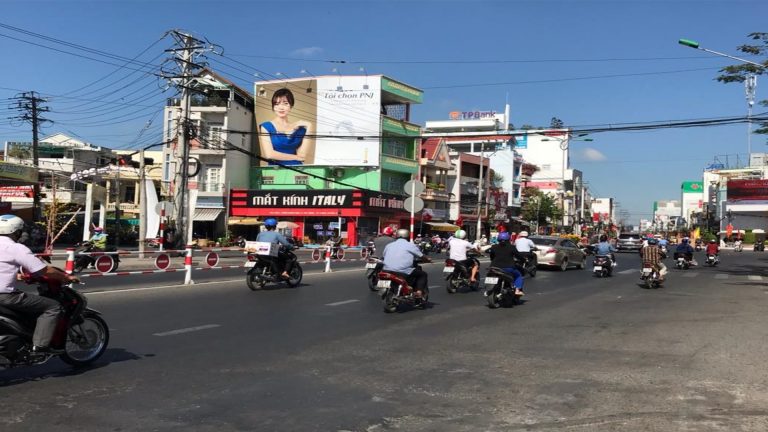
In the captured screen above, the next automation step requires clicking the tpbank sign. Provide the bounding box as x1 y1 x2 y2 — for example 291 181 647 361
449 110 497 120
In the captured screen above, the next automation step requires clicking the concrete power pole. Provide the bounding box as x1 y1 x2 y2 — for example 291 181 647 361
11 92 49 223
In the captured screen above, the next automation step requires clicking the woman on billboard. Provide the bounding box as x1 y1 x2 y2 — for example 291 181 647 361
259 88 315 165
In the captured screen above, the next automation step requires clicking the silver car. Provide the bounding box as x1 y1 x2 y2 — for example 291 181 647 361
529 236 587 271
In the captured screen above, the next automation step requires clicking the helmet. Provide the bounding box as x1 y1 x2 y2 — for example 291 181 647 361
600 234 608 242
709 239 716 243
0 214 25 235
396 228 410 239
682 237 689 244
94 227 103 233
498 232 511 242
382 226 394 236
648 238 659 245
264 217 278 228
455 229 467 239
519 231 529 237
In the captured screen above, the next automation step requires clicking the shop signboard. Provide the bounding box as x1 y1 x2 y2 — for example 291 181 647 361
727 179 768 202
231 189 408 217
0 161 38 183
255 76 381 167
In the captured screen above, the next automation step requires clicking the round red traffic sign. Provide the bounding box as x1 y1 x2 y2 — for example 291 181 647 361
95 255 115 273
155 253 171 270
205 252 219 267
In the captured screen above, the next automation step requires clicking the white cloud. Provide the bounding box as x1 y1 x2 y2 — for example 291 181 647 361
290 47 323 57
581 148 607 161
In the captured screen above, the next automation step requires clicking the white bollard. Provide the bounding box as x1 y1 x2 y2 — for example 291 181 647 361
324 246 332 273
184 244 194 285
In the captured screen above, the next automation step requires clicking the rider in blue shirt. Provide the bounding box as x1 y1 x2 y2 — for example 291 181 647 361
595 234 617 266
256 217 295 278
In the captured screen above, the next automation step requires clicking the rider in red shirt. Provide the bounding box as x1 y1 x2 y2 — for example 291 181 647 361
705 239 719 256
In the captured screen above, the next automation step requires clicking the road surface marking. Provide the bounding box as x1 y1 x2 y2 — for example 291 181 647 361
618 269 635 275
748 275 763 281
325 299 360 307
714 274 729 280
682 272 698 278
153 324 220 337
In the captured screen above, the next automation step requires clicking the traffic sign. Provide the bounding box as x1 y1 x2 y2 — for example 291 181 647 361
404 196 424 213
205 252 219 267
95 255 115 273
155 201 173 215
404 180 425 196
155 253 171 270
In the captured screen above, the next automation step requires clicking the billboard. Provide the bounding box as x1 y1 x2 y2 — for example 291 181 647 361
255 76 381 167
727 179 768 202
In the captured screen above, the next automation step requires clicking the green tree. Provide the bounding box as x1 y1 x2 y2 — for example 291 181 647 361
550 117 564 129
521 187 562 227
717 32 768 134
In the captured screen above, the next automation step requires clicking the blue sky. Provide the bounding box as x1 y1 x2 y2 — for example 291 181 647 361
1 0 766 222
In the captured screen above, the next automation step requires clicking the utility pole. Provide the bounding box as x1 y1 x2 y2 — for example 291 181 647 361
476 142 485 242
746 74 756 160
10 92 50 223
138 150 146 259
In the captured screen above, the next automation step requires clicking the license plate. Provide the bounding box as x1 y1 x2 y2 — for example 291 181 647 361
377 280 391 288
484 277 499 285
642 268 652 274
365 263 377 269
443 266 454 273
245 261 257 268
593 266 602 271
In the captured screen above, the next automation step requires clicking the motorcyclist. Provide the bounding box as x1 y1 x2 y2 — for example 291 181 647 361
641 237 667 282
705 239 720 262
0 214 79 355
488 231 524 296
256 217 295 279
595 234 617 267
448 229 480 283
372 226 395 258
382 228 431 298
675 237 697 266
89 226 108 250
513 230 537 263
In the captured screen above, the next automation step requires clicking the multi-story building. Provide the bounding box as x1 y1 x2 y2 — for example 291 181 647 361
418 138 453 229
680 181 704 229
591 197 615 227
653 200 682 231
162 69 255 241
703 162 768 232
230 75 422 246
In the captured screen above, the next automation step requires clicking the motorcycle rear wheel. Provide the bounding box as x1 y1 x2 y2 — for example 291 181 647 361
383 290 397 313
367 274 378 291
61 313 109 367
446 275 458 294
486 288 501 309
246 269 263 291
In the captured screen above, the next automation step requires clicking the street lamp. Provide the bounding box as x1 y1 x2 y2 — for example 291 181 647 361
679 38 765 157
541 134 593 230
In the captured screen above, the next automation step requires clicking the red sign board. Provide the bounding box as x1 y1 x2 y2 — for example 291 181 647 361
155 253 170 270
205 252 219 267
95 255 115 273
727 179 768 201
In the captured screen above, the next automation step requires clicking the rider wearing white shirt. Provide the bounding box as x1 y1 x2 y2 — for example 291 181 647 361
449 229 480 283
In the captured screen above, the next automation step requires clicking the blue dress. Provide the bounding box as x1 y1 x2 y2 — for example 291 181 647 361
260 121 307 166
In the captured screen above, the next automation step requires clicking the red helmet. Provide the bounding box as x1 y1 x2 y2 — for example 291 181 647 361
382 226 394 236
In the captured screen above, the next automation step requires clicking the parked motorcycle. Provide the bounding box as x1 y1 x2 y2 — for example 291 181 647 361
443 255 480 294
483 266 524 309
73 241 121 274
592 255 614 277
640 263 663 289
377 262 429 313
705 254 719 267
365 256 383 291
0 274 109 368
245 248 303 290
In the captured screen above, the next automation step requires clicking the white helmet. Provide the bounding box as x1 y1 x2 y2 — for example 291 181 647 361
519 231 529 237
396 228 410 239
0 214 25 235
455 229 467 239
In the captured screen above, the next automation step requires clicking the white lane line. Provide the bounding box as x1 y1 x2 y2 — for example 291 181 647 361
682 272 699 278
153 324 220 337
748 275 763 281
325 299 360 307
715 274 729 280
618 269 635 275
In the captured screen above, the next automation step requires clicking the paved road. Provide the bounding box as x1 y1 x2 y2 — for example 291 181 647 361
2 250 767 431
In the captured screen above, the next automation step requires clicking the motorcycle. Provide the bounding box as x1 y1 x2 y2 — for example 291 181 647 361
418 240 433 255
640 263 663 289
73 241 121 274
592 255 614 277
245 248 303 290
734 240 743 252
519 251 538 277
483 266 524 309
660 245 668 259
674 253 691 270
360 241 375 259
365 256 383 292
443 255 481 294
705 254 719 267
0 274 109 368
377 262 429 313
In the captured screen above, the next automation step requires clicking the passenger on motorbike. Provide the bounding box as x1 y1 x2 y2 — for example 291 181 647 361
674 237 697 266
641 238 667 281
488 231 524 296
382 229 431 298
256 217 295 279
89 226 108 250
448 229 480 283
0 214 79 355
373 226 396 257
595 234 617 267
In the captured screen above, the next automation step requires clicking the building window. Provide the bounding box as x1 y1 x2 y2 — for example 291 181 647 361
262 176 274 185
295 175 308 185
382 140 408 158
125 185 136 203
208 123 223 146
166 112 174 143
163 154 171 182
205 166 221 192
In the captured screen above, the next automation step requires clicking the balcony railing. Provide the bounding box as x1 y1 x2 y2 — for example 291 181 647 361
421 189 450 200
